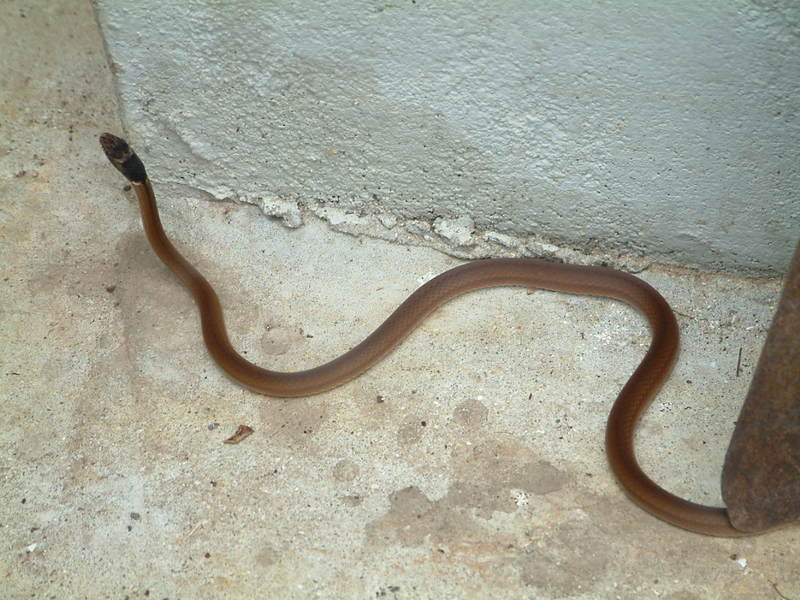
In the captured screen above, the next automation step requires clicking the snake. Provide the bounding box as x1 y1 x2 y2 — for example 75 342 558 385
99 132 750 537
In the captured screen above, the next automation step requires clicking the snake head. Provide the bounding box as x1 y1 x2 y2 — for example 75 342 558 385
99 133 148 183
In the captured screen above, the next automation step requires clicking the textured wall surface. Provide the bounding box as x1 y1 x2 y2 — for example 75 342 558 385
94 1 799 275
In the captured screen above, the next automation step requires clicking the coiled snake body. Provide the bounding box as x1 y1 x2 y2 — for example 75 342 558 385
100 133 748 537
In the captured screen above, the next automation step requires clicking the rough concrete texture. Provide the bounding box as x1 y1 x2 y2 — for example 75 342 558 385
1 1 799 599
91 0 800 276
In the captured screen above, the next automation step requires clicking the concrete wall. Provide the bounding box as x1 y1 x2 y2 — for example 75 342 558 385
94 1 800 276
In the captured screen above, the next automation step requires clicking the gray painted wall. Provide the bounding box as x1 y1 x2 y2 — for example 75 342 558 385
95 1 799 276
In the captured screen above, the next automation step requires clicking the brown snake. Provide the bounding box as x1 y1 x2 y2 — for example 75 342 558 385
100 132 750 537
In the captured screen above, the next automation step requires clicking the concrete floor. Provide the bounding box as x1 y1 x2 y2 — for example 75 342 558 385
1 1 797 599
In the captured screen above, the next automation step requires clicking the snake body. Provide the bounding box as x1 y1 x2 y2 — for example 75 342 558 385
100 133 747 536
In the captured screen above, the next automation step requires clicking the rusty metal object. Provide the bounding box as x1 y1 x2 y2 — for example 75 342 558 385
722 241 800 532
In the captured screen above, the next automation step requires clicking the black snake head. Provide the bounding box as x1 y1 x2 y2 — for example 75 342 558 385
100 133 148 183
